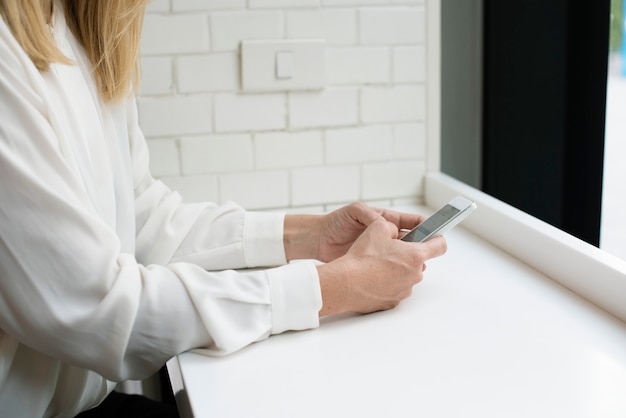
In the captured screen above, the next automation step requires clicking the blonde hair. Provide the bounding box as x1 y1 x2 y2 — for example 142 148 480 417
0 0 147 103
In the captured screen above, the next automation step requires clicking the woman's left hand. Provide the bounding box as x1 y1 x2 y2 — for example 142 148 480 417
284 202 425 263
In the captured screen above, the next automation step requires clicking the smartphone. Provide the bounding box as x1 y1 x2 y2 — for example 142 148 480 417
400 196 477 242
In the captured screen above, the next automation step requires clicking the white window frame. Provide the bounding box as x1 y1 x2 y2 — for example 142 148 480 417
424 0 626 323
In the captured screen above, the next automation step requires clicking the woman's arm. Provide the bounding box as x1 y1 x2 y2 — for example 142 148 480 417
0 27 320 382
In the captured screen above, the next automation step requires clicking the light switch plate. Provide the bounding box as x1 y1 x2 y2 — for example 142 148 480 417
241 39 325 92
275 51 294 79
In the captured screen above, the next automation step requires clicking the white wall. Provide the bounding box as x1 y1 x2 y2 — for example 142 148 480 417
138 0 433 212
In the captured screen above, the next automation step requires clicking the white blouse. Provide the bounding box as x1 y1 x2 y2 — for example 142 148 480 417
0 9 322 418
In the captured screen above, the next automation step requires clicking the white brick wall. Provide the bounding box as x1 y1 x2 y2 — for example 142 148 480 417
139 0 430 211
177 54 240 92
180 134 253 174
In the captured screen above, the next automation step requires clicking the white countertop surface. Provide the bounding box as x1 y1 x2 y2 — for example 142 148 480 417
167 220 626 418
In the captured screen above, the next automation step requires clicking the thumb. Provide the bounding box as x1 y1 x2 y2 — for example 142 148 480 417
368 218 400 239
349 202 386 227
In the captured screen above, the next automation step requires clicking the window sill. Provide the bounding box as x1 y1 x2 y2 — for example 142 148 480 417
424 172 626 323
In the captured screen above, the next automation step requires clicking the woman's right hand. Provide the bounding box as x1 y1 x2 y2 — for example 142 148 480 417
316 218 447 316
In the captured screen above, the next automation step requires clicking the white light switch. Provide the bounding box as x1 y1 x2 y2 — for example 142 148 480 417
241 39 325 92
275 51 293 79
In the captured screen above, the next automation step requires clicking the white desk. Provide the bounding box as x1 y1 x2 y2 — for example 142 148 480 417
167 223 626 418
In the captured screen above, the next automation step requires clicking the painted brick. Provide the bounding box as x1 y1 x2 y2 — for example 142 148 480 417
173 0 245 12
140 57 173 96
180 134 253 175
359 7 425 45
177 53 239 93
214 94 286 132
139 2 433 210
394 123 425 159
210 12 283 52
255 131 324 169
146 0 169 13
138 96 212 137
391 196 422 208
147 139 180 177
392 0 424 4
280 205 326 214
141 15 209 55
292 166 360 206
286 10 356 45
220 171 289 209
393 46 426 83
323 0 391 5
361 85 425 123
160 175 219 203
325 47 389 84
290 88 358 129
250 0 319 8
362 160 425 199
326 125 393 164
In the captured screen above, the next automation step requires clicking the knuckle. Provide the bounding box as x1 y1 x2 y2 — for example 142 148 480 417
351 201 368 212
388 300 401 310
412 272 424 285
409 248 427 266
440 237 448 253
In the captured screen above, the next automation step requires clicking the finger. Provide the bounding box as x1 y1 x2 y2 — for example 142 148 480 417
419 236 448 259
376 208 426 231
349 202 385 226
368 218 401 239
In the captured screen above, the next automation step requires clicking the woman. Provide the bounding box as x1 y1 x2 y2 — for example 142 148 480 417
0 1 447 417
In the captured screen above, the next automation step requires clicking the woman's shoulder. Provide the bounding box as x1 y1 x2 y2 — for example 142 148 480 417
0 16 40 85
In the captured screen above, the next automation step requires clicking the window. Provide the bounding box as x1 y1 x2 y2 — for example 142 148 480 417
601 0 626 260
437 0 626 323
442 0 611 247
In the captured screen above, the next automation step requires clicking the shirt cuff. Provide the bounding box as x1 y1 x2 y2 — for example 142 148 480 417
243 211 287 268
267 261 322 334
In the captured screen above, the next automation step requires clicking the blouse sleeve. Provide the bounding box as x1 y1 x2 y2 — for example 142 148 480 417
127 99 287 271
0 22 322 384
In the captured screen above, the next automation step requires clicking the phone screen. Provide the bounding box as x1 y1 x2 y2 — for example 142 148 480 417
401 204 460 242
